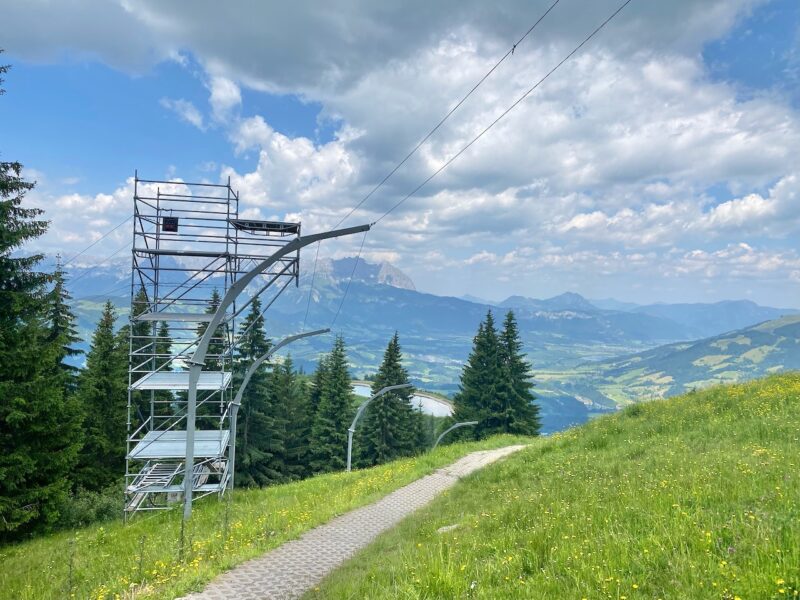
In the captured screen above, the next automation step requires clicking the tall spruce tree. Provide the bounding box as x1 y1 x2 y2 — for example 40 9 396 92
274 355 311 480
129 286 152 418
451 310 519 440
46 258 82 392
74 302 128 491
308 355 329 416
152 320 174 413
355 333 415 467
186 288 226 417
499 311 541 436
235 298 287 487
0 114 82 537
410 400 432 451
310 336 353 473
196 288 225 369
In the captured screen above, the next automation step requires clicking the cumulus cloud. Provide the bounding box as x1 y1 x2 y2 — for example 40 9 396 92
3 0 767 89
6 0 800 305
700 174 799 233
223 118 359 218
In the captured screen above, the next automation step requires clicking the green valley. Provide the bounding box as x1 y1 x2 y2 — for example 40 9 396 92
544 315 800 408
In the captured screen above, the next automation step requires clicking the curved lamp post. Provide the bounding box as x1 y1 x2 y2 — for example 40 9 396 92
433 421 479 449
183 223 370 520
227 328 330 491
346 383 413 472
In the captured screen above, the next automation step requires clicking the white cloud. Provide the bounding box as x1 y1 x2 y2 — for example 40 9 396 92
223 120 359 220
159 97 206 130
700 174 799 233
207 75 241 122
7 0 800 306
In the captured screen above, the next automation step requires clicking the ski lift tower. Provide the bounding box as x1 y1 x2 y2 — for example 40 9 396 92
124 174 305 517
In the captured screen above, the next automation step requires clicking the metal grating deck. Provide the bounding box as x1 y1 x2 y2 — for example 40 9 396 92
128 430 230 460
130 371 232 391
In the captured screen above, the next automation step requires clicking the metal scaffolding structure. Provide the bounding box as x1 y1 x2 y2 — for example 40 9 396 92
124 174 302 517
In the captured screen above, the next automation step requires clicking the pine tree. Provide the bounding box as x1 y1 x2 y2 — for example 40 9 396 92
451 310 519 440
129 286 152 418
499 311 541 436
275 355 311 480
235 298 287 487
355 333 415 467
409 400 432 451
310 336 353 473
196 288 225 369
45 258 82 392
74 302 128 491
309 355 329 416
155 320 172 370
129 286 151 365
186 288 227 418
0 152 82 538
142 320 175 417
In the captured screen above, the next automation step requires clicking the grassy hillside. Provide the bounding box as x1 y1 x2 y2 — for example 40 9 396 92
0 435 530 600
544 315 800 407
312 373 800 599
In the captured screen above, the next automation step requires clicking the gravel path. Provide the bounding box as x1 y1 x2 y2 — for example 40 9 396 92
178 445 526 600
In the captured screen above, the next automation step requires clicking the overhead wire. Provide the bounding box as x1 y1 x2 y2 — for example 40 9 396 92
373 0 634 226
330 230 368 328
307 0 564 333
329 0 634 330
331 0 563 231
67 240 131 286
62 215 132 267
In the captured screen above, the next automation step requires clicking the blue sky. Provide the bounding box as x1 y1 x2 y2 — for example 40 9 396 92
704 0 799 105
2 0 799 307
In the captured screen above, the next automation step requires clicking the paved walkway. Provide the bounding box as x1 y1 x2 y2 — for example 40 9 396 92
179 445 526 600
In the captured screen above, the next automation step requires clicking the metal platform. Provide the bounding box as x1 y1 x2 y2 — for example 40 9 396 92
229 218 300 235
129 430 230 460
130 371 232 391
133 247 232 258
136 312 216 322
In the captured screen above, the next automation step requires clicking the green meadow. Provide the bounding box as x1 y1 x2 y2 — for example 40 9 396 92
311 374 800 599
0 436 530 600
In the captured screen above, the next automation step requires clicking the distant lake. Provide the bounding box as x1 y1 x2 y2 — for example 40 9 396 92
352 382 454 418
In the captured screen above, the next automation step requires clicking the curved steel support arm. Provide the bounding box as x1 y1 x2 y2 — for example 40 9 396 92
233 329 330 408
183 223 370 519
227 328 329 492
433 421 479 449
346 383 412 472
348 383 413 433
191 223 370 370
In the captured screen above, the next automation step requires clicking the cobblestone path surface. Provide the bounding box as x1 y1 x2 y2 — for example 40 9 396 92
178 445 526 600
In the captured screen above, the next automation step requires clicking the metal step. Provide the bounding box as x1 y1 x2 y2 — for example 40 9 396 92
127 461 183 493
125 462 225 510
130 371 232 391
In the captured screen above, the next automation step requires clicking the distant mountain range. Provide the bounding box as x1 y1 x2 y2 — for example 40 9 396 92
61 256 799 433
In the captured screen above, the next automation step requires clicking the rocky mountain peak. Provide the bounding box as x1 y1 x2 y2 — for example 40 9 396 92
327 257 416 291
